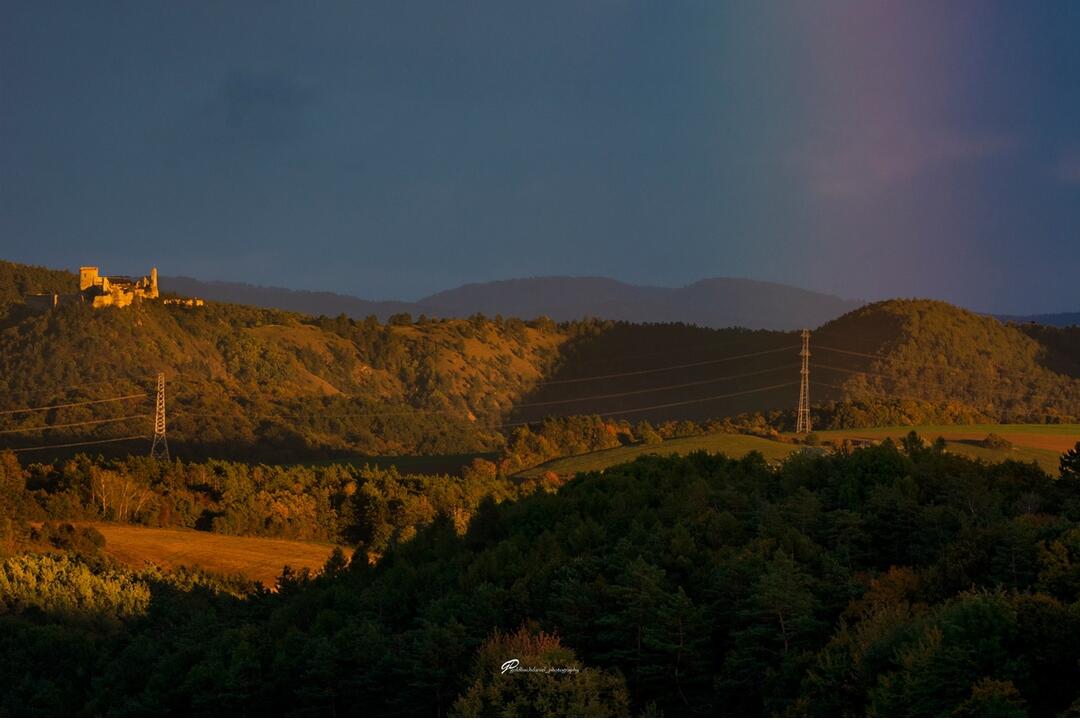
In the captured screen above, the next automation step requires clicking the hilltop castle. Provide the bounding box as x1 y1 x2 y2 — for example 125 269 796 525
78 265 159 307
25 265 201 311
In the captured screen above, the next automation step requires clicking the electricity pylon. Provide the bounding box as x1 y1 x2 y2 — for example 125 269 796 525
796 330 812 434
150 372 169 461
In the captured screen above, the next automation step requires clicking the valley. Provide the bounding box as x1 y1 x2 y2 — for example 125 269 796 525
4 259 1080 717
7 6 1080 715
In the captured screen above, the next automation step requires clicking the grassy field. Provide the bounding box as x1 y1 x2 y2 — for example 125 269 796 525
515 433 799 478
811 424 1080 474
88 523 348 586
932 441 1063 473
517 424 1080 478
810 424 1080 452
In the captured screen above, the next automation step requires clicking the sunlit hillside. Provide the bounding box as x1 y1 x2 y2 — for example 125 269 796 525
3 263 1080 465
0 264 568 460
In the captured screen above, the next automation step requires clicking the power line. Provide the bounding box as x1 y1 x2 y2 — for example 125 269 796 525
0 414 149 435
166 359 802 421
536 345 800 385
168 363 801 421
9 435 149 453
813 381 952 406
171 408 455 418
814 344 1021 376
503 381 800 424
168 353 1066 429
813 365 978 400
0 378 794 453
2 339 1070 452
811 381 1036 413
1 377 153 407
812 362 1079 405
549 334 798 371
170 378 801 429
814 363 905 382
513 364 800 408
0 393 148 416
542 381 800 417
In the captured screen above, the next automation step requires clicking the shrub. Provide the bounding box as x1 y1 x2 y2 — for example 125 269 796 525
0 553 149 617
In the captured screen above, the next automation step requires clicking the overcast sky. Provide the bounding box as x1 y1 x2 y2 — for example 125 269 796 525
2 0 1079 312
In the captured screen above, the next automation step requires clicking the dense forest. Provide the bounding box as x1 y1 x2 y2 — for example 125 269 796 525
0 260 78 309
0 449 559 555
3 439 1080 715
0 412 733 551
813 300 1080 424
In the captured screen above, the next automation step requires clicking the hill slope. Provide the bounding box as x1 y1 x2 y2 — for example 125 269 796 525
4 261 1080 462
513 299 1080 428
508 322 806 425
811 299 1080 425
0 275 568 460
0 260 78 308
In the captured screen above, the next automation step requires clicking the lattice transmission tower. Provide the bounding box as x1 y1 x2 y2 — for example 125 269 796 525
796 329 812 434
150 372 169 461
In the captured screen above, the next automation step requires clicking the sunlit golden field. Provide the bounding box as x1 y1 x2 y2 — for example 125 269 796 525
87 523 348 586
518 424 1080 478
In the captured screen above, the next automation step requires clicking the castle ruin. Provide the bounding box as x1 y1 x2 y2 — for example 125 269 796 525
78 266 159 308
25 265 202 311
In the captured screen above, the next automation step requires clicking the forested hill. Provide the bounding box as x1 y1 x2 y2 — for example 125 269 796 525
515 300 1080 428
0 261 78 307
5 444 1080 715
810 299 1080 426
0 296 568 461
507 322 804 425
3 260 1080 463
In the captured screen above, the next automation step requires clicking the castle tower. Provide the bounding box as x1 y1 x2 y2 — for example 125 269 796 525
150 267 159 298
79 266 99 291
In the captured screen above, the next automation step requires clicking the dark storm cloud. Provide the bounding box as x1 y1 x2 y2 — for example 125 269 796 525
213 71 315 145
1 0 1079 313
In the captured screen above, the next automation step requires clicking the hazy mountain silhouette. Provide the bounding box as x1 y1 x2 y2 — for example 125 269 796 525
160 276 420 319
995 312 1080 327
161 275 862 330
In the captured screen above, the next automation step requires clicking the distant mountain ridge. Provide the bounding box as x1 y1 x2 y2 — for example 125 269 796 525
161 275 864 331
418 277 864 330
160 276 419 320
996 312 1080 328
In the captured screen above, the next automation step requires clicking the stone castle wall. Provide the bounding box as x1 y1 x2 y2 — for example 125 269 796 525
24 264 201 312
